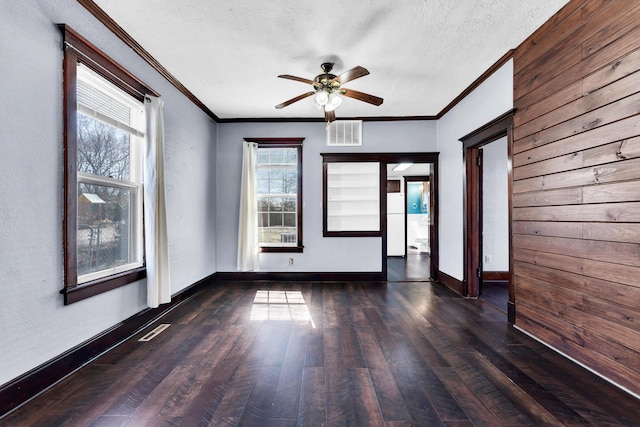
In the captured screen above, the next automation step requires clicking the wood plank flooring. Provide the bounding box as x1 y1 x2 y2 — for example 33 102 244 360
387 254 430 281
2 280 639 426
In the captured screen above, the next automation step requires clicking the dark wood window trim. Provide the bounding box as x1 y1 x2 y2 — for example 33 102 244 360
60 25 158 305
244 137 304 253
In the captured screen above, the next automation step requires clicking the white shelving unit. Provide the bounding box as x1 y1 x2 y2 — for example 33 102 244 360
326 162 380 232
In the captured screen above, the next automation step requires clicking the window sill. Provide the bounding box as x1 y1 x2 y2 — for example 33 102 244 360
61 267 146 305
260 246 304 253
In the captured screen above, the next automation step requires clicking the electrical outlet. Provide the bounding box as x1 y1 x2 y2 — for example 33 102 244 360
289 258 294 266
485 255 492 264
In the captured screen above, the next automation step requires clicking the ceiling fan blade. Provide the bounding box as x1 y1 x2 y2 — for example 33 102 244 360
275 91 315 109
340 88 384 106
278 74 320 86
324 108 336 123
332 66 369 84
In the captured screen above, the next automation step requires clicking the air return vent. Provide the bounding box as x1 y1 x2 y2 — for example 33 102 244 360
138 323 170 342
326 120 362 146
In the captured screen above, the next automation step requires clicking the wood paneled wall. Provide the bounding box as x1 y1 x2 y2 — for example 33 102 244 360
513 0 640 396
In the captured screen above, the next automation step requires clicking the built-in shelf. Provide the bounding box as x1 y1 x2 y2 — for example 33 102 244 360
323 158 380 236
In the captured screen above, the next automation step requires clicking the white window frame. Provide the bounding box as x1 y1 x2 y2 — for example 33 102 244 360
75 65 145 284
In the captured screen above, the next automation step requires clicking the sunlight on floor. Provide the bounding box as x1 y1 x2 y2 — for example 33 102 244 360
250 290 315 327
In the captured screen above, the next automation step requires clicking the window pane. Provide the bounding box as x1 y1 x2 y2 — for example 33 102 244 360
270 168 284 179
284 149 297 164
269 212 283 227
77 183 137 277
270 179 284 194
284 213 296 227
283 197 296 212
284 170 297 194
280 228 297 243
270 197 283 211
77 113 131 180
258 212 268 227
257 199 269 212
256 168 269 179
269 149 284 164
257 150 269 164
257 179 269 195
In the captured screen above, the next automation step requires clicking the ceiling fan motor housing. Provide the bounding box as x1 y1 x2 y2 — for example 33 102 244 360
314 63 340 93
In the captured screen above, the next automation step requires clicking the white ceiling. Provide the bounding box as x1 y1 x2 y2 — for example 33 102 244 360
91 0 569 121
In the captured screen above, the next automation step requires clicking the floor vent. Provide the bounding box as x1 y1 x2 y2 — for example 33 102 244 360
327 120 362 146
138 323 171 342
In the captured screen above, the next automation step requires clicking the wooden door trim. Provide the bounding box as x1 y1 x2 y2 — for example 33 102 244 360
460 109 515 323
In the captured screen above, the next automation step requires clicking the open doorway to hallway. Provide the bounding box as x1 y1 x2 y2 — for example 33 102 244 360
386 163 432 282
478 137 509 313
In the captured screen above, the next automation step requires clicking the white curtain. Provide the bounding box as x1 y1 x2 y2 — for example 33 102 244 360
144 95 171 307
237 141 260 271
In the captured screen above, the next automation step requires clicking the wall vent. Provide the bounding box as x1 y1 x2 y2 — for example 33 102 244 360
326 120 362 146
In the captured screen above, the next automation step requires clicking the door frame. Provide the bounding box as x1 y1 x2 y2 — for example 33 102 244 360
381 153 439 281
460 109 515 323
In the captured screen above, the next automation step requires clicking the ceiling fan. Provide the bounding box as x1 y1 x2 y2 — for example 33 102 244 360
275 62 383 123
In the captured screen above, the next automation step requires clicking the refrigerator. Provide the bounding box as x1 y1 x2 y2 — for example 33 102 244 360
387 193 405 256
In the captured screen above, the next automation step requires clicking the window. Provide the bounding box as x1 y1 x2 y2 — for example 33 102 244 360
246 138 303 252
61 25 158 304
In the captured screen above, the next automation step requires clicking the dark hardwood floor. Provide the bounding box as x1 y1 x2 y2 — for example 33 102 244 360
2 280 639 426
479 282 509 314
387 253 430 281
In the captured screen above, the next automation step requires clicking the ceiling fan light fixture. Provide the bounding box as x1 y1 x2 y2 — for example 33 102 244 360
315 90 329 106
324 92 342 112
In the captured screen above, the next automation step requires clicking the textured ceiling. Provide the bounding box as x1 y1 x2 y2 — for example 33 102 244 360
91 0 569 120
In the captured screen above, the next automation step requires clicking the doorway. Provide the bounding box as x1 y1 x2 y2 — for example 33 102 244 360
460 110 515 323
383 154 438 282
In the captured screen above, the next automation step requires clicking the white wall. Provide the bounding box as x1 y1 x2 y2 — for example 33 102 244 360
0 0 217 386
216 120 437 272
436 60 513 281
482 136 509 271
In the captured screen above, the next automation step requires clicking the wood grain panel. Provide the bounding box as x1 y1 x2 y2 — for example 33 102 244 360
582 222 640 243
515 70 640 141
515 14 640 112
514 0 630 100
515 81 582 128
515 234 640 267
513 248 584 275
515 275 584 315
514 220 640 243
583 330 640 374
513 158 640 193
515 92 640 153
583 49 640 95
583 180 640 203
582 294 640 334
514 202 640 222
512 221 583 238
513 176 544 194
583 258 640 288
515 137 640 180
517 49 640 127
582 1 640 59
562 305 640 354
515 303 584 346
514 116 640 165
513 187 582 207
514 1 583 70
515 261 640 310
